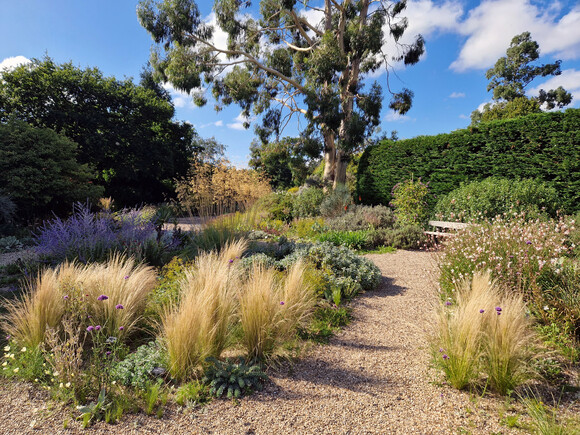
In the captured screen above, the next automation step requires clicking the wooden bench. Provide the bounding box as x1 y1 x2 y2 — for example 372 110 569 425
424 220 469 237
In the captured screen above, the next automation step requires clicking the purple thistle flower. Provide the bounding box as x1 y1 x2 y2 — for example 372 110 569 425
439 348 444 353
86 326 94 332
119 326 124 331
479 309 485 313
280 301 285 305
442 354 449 360
115 304 124 309
95 325 101 331
97 294 108 301
63 295 69 300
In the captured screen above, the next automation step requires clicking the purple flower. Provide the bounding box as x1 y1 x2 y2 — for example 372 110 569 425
106 351 112 356
495 307 502 312
280 301 285 305
95 325 101 331
445 301 452 306
86 326 95 332
228 259 234 264
115 304 124 309
442 354 449 360
526 240 532 245
479 309 485 314
5 335 10 340
119 326 124 331
63 295 69 300
124 275 129 280
439 348 444 353
97 295 108 301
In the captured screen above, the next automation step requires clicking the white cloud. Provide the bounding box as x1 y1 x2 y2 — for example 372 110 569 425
214 120 224 127
198 120 224 129
384 110 415 123
0 56 31 72
449 91 466 98
451 0 580 72
227 112 252 130
528 68 580 107
459 113 469 119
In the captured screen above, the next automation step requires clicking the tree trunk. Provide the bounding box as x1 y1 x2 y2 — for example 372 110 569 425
333 149 348 188
322 130 336 185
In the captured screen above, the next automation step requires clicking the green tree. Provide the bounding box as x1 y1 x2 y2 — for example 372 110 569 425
0 57 194 206
137 0 424 188
471 32 572 124
0 120 104 220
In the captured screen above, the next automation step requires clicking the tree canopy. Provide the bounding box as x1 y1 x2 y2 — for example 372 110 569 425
0 57 196 206
471 32 572 124
138 0 424 187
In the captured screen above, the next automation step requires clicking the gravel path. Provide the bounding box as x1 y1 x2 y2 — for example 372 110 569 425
0 250 519 434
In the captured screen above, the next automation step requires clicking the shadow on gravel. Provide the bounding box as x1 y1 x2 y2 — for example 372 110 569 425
329 338 401 353
359 276 407 299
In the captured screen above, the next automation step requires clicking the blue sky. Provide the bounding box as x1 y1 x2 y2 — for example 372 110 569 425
1 0 579 168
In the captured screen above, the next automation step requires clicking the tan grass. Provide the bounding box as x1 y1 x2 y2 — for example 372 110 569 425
161 241 245 380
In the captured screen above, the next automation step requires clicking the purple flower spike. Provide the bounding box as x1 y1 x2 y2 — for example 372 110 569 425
479 309 485 314
442 354 449 360
119 326 124 331
115 304 124 309
86 326 94 332
97 295 109 301
95 325 101 331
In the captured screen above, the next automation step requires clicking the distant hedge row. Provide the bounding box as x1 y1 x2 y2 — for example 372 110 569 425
356 109 580 213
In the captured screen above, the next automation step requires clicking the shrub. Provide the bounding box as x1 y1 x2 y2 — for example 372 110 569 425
175 380 210 406
357 109 580 213
390 178 430 226
161 240 246 380
0 193 17 228
326 205 395 231
292 187 324 218
0 120 103 221
317 230 370 250
288 217 326 239
366 225 426 250
202 357 267 399
112 341 167 390
432 272 537 393
263 191 295 222
434 177 560 222
438 214 571 299
2 255 157 348
0 236 23 253
34 203 179 266
320 184 352 218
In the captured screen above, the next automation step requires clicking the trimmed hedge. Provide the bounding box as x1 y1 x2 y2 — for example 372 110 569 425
356 109 580 213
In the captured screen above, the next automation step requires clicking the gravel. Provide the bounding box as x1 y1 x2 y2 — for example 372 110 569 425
0 250 536 434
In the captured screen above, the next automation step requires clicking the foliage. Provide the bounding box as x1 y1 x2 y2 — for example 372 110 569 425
189 211 256 255
287 218 326 239
438 214 571 299
434 177 560 222
249 137 322 189
263 191 295 223
161 241 246 380
112 341 167 390
0 58 194 206
366 225 426 250
357 109 580 214
432 272 537 394
471 97 542 124
145 257 189 319
137 0 424 186
0 236 23 254
521 395 578 435
317 230 370 251
202 357 267 399
326 205 395 231
471 32 571 124
390 178 430 226
298 305 352 343
0 120 103 220
320 184 353 218
175 380 210 407
2 255 157 348
176 159 271 217
34 203 180 266
292 187 325 219
0 193 17 230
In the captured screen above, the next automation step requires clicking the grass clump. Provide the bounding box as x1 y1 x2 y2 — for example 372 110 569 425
432 272 537 394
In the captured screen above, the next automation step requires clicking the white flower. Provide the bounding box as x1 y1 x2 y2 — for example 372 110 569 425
544 305 549 311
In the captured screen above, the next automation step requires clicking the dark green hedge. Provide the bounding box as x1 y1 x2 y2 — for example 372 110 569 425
356 109 580 213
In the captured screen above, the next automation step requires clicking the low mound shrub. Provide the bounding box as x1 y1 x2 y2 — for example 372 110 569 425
292 187 324 218
320 184 352 218
326 205 395 231
434 177 560 222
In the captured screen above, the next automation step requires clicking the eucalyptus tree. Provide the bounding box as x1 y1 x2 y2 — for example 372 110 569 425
138 0 424 187
471 32 572 124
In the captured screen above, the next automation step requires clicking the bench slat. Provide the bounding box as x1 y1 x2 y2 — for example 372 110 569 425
428 220 469 230
424 231 457 237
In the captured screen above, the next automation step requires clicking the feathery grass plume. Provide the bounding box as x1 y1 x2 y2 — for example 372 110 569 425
481 290 536 395
2 264 71 348
161 240 245 380
239 260 316 362
80 254 157 338
432 272 495 389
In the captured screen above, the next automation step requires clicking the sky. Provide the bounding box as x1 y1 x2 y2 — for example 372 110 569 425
1 0 580 168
